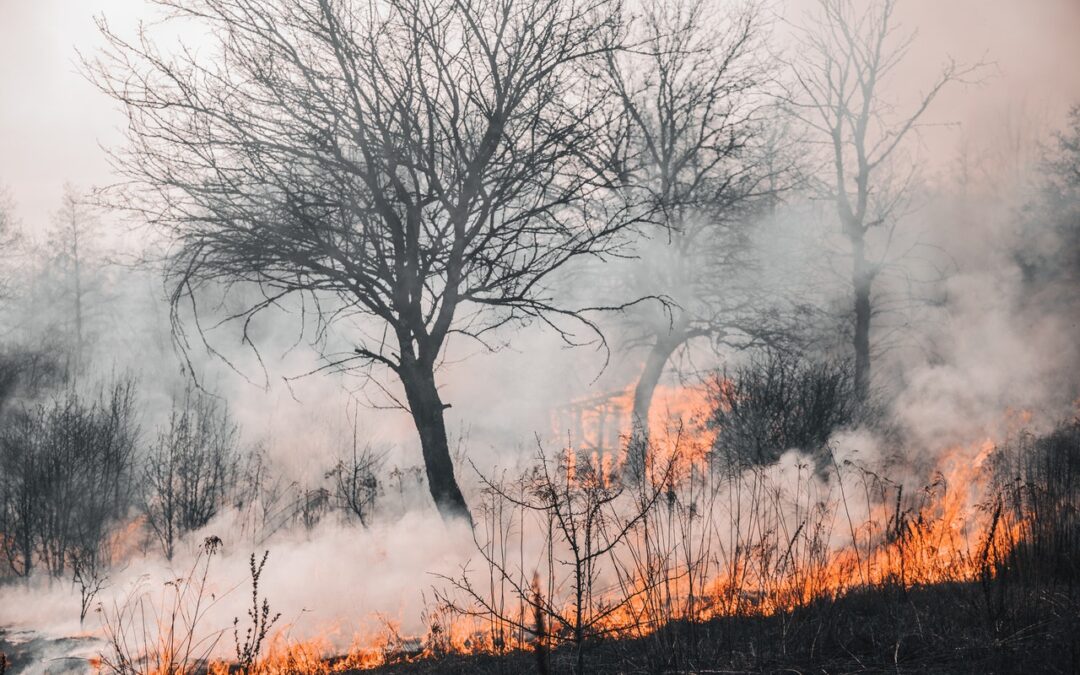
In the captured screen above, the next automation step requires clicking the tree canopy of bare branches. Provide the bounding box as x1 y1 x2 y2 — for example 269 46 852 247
603 0 787 466
89 0 640 522
784 0 981 401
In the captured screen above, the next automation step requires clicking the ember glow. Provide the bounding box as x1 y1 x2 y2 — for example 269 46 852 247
82 391 1033 673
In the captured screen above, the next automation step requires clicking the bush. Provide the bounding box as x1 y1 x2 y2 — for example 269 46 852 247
141 386 240 560
994 419 1080 582
707 351 857 469
0 346 66 412
326 440 383 527
0 380 138 580
438 444 675 675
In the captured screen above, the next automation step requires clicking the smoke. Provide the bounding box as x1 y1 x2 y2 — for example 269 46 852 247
1 0 1079 668
0 512 475 652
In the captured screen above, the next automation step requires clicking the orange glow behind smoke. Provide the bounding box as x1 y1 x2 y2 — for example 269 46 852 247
106 515 147 564
552 382 719 477
97 386 1030 673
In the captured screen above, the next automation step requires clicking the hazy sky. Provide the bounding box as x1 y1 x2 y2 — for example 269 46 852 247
1 0 1079 230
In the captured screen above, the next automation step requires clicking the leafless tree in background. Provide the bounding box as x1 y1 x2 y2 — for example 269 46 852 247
141 386 240 560
0 184 118 393
0 188 70 409
0 185 20 300
0 187 27 370
48 183 103 379
784 0 980 401
1018 105 1080 299
604 0 790 470
90 0 641 523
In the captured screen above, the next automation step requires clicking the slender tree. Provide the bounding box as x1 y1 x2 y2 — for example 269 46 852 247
90 0 637 522
784 0 980 401
48 183 101 378
0 184 22 301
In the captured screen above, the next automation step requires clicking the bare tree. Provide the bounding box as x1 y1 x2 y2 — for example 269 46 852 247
603 0 788 465
0 411 40 577
90 0 639 523
71 545 109 625
0 190 67 409
0 186 11 232
784 0 980 401
1017 105 1080 296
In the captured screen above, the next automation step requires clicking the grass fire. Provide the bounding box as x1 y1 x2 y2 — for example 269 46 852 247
1 0 1079 673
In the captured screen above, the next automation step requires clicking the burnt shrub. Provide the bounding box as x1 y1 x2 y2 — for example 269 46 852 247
706 350 857 469
0 345 66 412
326 440 384 527
0 380 138 579
140 386 240 560
994 419 1080 582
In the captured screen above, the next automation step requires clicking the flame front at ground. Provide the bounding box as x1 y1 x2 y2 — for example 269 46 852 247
96 387 1038 674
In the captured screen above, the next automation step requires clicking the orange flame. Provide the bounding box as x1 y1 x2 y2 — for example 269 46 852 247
96 388 1034 673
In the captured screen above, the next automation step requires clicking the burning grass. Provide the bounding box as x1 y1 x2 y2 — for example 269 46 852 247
87 410 1080 674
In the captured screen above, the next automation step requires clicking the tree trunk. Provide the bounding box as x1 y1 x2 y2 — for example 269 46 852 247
852 236 872 402
400 363 472 524
627 331 685 479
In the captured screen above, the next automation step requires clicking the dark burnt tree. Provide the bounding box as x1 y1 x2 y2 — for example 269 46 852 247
604 0 783 465
90 0 637 522
785 0 978 401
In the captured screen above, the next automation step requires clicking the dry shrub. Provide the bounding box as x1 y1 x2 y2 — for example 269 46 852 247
994 420 1080 581
0 380 138 582
707 351 857 469
438 443 674 674
99 536 227 674
141 387 240 560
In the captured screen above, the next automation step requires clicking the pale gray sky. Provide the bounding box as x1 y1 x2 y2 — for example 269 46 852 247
0 0 140 230
1 0 1079 230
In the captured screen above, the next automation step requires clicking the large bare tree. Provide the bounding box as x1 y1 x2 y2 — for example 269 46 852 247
90 0 636 522
604 0 785 463
785 0 979 401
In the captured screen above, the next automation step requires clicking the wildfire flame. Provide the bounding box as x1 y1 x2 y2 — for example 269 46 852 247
94 386 1034 673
